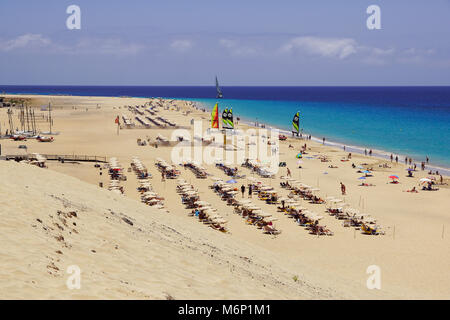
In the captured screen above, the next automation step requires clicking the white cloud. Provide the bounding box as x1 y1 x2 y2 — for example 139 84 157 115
219 39 237 49
219 38 258 57
371 47 395 56
360 47 395 65
397 47 436 65
281 36 358 59
170 39 192 52
73 38 143 56
0 34 143 56
1 34 51 51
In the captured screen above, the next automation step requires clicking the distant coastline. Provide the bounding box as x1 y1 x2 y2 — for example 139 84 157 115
2 85 449 173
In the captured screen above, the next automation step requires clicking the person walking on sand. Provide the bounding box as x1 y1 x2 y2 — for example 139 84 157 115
241 184 246 198
287 167 291 177
248 184 253 198
369 149 372 156
322 137 325 145
161 171 165 181
340 182 346 195
390 154 393 162
364 149 367 156
395 156 398 163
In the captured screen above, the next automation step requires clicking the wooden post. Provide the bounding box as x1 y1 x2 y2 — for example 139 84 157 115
48 102 52 134
25 104 30 132
33 109 37 134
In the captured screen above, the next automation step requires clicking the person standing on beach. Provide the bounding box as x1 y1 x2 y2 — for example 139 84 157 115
161 171 165 181
241 185 245 198
365 149 367 156
395 156 398 163
248 184 252 198
322 137 325 145
340 182 346 195
287 168 291 177
369 149 373 156
390 154 393 162
405 157 408 164
426 156 429 164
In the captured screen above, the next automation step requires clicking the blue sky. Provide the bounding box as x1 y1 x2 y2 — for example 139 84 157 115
1 0 450 85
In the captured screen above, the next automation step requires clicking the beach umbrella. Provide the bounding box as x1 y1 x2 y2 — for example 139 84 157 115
419 178 432 183
211 218 227 224
363 170 371 173
389 175 399 179
195 200 210 206
255 211 272 217
296 153 302 159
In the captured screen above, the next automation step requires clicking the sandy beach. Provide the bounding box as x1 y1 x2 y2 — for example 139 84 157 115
0 94 449 299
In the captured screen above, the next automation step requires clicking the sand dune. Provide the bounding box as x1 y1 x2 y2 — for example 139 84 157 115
0 160 349 299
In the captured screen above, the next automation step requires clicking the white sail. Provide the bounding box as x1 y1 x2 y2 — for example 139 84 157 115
216 76 223 98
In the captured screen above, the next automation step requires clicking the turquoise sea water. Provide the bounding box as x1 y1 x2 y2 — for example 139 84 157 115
191 98 450 170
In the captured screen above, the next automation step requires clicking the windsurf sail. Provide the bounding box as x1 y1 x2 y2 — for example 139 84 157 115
222 107 234 129
222 108 229 129
211 103 219 129
292 111 300 136
228 108 234 129
216 76 223 99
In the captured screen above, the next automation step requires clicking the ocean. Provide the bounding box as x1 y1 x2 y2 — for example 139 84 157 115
2 85 450 170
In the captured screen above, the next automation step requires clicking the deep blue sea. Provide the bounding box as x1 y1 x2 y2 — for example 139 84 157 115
2 85 450 170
